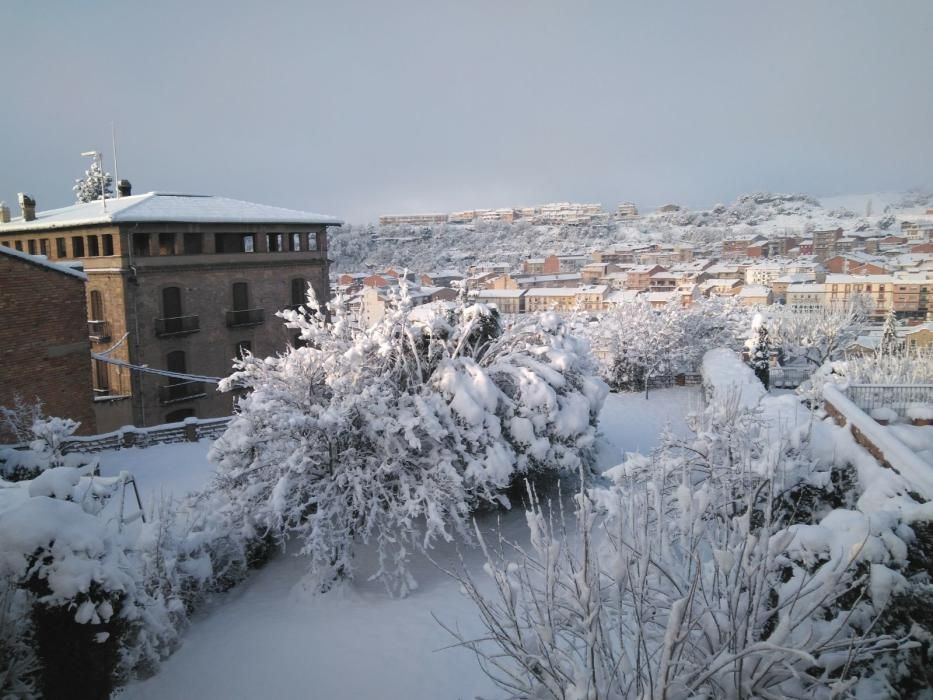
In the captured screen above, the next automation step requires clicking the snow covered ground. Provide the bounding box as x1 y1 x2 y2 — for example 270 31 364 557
97 440 218 505
114 387 700 700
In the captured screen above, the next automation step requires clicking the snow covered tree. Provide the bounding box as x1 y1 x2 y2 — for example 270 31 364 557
768 296 869 367
73 160 114 203
442 365 913 698
209 284 607 594
748 315 772 389
879 308 901 356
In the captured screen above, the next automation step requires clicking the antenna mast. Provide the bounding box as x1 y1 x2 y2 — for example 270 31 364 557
112 122 120 188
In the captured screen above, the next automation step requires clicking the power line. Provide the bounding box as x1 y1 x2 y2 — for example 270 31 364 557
91 353 223 384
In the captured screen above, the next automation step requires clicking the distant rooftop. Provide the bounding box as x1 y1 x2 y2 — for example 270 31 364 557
0 192 342 233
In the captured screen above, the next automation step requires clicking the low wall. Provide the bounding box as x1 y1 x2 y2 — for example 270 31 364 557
51 416 232 455
823 385 933 500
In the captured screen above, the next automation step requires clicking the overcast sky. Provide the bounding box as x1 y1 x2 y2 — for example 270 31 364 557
1 1 931 223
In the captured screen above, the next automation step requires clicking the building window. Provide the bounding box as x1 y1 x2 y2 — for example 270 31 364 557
102 234 114 256
27 240 36 255
183 233 202 255
307 232 318 251
267 233 283 252
291 278 306 306
132 233 149 257
215 233 254 254
72 236 85 257
56 238 67 258
14 241 22 251
162 286 183 318
235 340 251 360
93 359 110 393
90 290 104 320
39 239 48 256
159 232 175 255
87 235 100 256
233 282 249 311
290 233 302 252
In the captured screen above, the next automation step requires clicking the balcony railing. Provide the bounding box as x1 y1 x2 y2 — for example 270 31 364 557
155 315 200 337
226 308 265 328
88 320 111 342
158 380 207 405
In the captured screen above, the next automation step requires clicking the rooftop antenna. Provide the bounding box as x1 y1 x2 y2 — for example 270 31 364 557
111 122 120 189
80 150 107 212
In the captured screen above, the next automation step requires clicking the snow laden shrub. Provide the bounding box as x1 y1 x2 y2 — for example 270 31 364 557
209 287 608 595
589 297 747 394
118 487 265 681
0 466 138 699
767 297 869 369
444 372 914 698
0 580 38 699
0 397 91 482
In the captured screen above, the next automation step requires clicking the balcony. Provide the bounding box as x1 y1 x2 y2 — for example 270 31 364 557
88 320 111 342
226 308 265 328
155 315 200 338
158 380 206 405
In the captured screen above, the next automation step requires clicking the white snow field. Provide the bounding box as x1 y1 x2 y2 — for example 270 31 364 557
115 387 699 700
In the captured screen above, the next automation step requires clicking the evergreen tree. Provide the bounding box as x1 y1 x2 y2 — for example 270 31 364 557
73 161 114 204
879 308 901 356
750 321 772 389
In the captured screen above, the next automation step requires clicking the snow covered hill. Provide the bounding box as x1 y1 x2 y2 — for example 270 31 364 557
329 190 932 273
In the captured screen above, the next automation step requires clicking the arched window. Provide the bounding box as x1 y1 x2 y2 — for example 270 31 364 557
291 278 306 307
89 290 104 321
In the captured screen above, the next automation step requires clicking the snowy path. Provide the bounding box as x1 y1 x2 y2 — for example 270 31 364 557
117 387 700 700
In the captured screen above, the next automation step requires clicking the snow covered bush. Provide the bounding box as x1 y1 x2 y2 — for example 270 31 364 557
209 286 607 595
588 297 746 394
768 298 869 368
0 398 91 481
445 349 919 698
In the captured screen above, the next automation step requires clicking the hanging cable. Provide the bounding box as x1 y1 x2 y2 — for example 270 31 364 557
91 353 223 384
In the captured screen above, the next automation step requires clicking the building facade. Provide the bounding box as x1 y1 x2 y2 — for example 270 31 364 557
0 190 340 431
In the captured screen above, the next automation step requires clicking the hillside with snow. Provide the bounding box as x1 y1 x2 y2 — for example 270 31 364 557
329 190 933 273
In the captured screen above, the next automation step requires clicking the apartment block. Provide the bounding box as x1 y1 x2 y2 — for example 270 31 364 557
0 188 339 431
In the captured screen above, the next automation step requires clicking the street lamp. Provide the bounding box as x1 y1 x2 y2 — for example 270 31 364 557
80 150 107 211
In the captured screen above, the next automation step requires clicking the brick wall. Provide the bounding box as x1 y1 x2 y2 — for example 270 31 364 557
0 255 96 438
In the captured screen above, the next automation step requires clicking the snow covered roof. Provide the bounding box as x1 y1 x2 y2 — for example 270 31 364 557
0 246 87 281
0 192 342 233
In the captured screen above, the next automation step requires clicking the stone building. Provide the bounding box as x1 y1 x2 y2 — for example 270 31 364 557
0 246 97 439
0 188 340 431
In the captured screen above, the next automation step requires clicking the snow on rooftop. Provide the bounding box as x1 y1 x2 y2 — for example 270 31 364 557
0 245 88 280
0 192 342 233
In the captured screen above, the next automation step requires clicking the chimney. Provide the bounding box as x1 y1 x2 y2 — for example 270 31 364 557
0 202 9 224
117 179 132 197
17 193 35 222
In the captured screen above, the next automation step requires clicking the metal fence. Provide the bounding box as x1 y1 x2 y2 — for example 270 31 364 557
770 366 813 389
844 384 933 419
